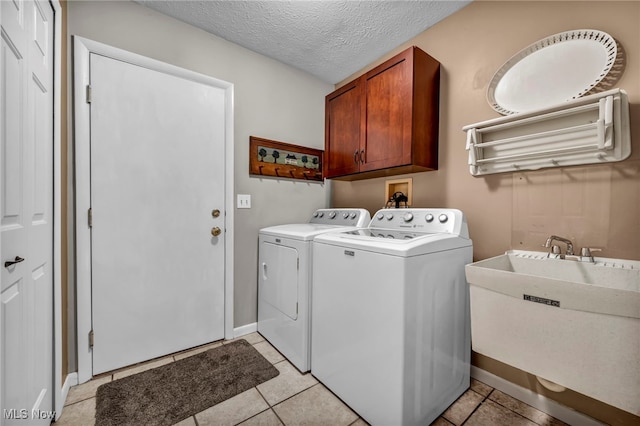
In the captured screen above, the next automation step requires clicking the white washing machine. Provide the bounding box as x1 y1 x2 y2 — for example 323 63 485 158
258 208 370 372
311 208 473 426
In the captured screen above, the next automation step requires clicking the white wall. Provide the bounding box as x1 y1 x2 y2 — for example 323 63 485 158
67 0 332 343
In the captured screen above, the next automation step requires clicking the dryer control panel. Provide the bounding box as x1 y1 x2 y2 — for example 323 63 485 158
370 208 469 238
309 209 370 227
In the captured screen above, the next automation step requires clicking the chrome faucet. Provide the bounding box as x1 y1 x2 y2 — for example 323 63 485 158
544 235 574 256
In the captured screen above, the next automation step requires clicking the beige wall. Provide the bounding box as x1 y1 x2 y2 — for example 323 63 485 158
65 0 332 370
332 0 640 262
330 2 639 423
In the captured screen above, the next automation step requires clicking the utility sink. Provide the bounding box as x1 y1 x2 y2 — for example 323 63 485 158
465 250 640 319
465 250 640 415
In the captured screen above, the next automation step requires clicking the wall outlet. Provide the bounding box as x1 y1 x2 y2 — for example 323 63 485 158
237 194 251 209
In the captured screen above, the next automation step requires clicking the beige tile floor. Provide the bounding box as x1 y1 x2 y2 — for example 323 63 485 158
56 333 567 426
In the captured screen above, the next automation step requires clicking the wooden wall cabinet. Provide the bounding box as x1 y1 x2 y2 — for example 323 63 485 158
324 46 440 180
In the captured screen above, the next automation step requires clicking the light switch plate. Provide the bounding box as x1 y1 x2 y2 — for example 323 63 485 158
237 194 251 209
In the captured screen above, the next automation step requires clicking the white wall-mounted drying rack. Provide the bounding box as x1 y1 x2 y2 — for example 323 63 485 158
463 88 631 176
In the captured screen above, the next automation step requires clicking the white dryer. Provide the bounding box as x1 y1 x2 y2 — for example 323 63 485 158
258 208 370 372
311 208 473 426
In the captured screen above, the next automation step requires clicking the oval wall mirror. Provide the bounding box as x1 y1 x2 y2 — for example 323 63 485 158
487 29 625 115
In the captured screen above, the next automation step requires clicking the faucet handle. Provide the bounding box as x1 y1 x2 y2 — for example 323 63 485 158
580 247 601 257
580 247 601 262
546 245 563 259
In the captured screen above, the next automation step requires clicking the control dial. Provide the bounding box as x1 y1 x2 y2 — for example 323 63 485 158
403 213 414 222
350 212 357 219
386 214 394 221
377 213 385 220
343 212 349 218
439 214 448 223
328 211 336 219
425 214 434 223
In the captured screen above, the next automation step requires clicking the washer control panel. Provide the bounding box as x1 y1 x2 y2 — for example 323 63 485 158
370 208 467 236
310 209 371 227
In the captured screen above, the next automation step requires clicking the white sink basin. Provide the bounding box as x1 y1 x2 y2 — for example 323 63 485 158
465 250 640 415
465 250 640 318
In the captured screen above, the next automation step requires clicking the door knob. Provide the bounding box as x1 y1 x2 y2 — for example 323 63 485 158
4 256 25 268
211 227 222 237
211 209 220 218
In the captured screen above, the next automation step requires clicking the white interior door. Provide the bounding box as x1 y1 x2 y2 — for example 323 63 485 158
1 0 54 423
89 53 226 374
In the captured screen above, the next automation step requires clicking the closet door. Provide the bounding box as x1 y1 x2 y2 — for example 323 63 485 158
1 1 55 424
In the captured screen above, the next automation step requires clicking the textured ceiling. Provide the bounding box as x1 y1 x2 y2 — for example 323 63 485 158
135 0 472 83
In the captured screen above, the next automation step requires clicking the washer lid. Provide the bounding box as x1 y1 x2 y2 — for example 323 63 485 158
343 228 434 240
259 223 363 241
314 229 471 257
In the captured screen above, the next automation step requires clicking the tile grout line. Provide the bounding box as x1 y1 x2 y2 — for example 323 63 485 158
62 372 114 409
245 333 364 426
251 350 321 426
252 383 290 426
484 392 552 426
347 415 366 426
228 337 280 425
62 395 96 409
254 342 369 426
461 388 543 426
227 388 274 426
459 388 491 425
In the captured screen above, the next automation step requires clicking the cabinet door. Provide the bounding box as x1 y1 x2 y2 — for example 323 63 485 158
325 79 364 178
361 49 414 172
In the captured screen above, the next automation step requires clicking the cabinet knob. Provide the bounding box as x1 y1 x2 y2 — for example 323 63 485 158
353 150 359 165
360 150 365 164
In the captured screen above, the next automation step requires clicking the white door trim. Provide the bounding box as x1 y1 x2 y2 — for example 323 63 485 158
51 0 63 418
72 36 235 383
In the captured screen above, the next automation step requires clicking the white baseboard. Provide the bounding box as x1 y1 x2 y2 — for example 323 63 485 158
471 366 605 426
56 372 79 420
233 322 257 338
